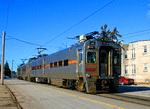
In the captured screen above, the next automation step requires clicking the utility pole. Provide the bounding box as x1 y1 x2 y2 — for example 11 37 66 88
1 31 6 85
11 60 14 78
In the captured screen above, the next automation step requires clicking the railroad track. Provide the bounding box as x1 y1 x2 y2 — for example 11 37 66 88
96 92 150 106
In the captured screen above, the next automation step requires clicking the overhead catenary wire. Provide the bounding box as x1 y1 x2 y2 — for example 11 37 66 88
6 0 149 64
122 31 150 39
20 0 116 60
4 28 150 45
7 36 41 46
41 0 116 47
22 28 150 59
122 28 150 36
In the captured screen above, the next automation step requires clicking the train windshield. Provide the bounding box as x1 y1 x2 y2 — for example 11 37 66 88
87 52 96 63
114 50 121 65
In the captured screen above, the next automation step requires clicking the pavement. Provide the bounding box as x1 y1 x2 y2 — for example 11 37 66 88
1 79 150 109
0 83 18 109
3 79 45 109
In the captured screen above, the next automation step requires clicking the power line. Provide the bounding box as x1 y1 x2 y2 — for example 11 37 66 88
41 0 115 47
24 48 37 59
122 31 150 39
122 28 150 36
20 0 115 60
5 28 150 60
7 36 41 46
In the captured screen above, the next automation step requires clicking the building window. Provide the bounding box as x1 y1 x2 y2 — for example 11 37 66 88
144 46 147 53
144 63 147 71
132 64 136 73
125 66 128 74
125 51 128 58
132 49 135 58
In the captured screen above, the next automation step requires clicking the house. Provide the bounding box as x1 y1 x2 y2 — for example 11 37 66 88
121 40 150 83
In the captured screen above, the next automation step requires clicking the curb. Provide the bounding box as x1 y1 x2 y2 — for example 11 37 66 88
5 84 23 109
135 82 150 85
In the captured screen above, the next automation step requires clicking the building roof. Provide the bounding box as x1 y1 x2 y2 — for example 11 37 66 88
129 40 150 44
122 44 129 51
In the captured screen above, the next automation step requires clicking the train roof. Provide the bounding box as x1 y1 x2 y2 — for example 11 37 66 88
18 30 122 68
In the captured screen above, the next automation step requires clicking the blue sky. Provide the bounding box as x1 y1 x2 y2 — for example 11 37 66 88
0 0 150 72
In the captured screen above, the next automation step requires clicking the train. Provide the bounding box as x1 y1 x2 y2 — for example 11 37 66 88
17 30 122 93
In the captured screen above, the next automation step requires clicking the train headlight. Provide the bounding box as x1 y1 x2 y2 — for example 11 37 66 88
86 74 91 78
90 41 95 45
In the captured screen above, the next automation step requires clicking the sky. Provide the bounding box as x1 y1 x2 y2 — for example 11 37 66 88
0 0 150 72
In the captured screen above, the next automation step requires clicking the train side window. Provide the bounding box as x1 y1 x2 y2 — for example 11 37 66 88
50 63 53 68
54 62 57 67
79 50 83 64
87 52 96 63
59 61 62 67
64 59 68 66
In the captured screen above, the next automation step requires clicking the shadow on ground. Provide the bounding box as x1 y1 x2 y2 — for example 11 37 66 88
118 85 150 93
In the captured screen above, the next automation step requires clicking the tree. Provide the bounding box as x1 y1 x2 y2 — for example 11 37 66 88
96 24 122 41
4 61 11 77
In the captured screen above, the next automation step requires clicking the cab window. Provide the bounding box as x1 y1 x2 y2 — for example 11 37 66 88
87 52 96 63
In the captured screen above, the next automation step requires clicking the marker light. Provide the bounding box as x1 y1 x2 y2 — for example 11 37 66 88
86 68 95 71
88 46 95 49
86 74 91 78
88 46 91 48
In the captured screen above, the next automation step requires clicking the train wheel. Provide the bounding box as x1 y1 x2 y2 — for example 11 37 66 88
47 78 51 85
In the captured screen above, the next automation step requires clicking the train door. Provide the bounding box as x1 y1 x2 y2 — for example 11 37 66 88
77 49 83 76
27 62 30 81
43 59 46 76
99 47 113 77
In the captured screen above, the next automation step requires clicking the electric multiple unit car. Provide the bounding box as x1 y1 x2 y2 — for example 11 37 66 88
17 31 122 93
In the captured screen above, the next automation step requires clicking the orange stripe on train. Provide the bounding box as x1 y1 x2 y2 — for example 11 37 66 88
85 63 97 65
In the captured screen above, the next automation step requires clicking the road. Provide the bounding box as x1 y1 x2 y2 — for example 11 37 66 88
4 79 150 109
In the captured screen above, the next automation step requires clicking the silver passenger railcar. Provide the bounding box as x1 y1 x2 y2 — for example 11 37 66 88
17 31 122 93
